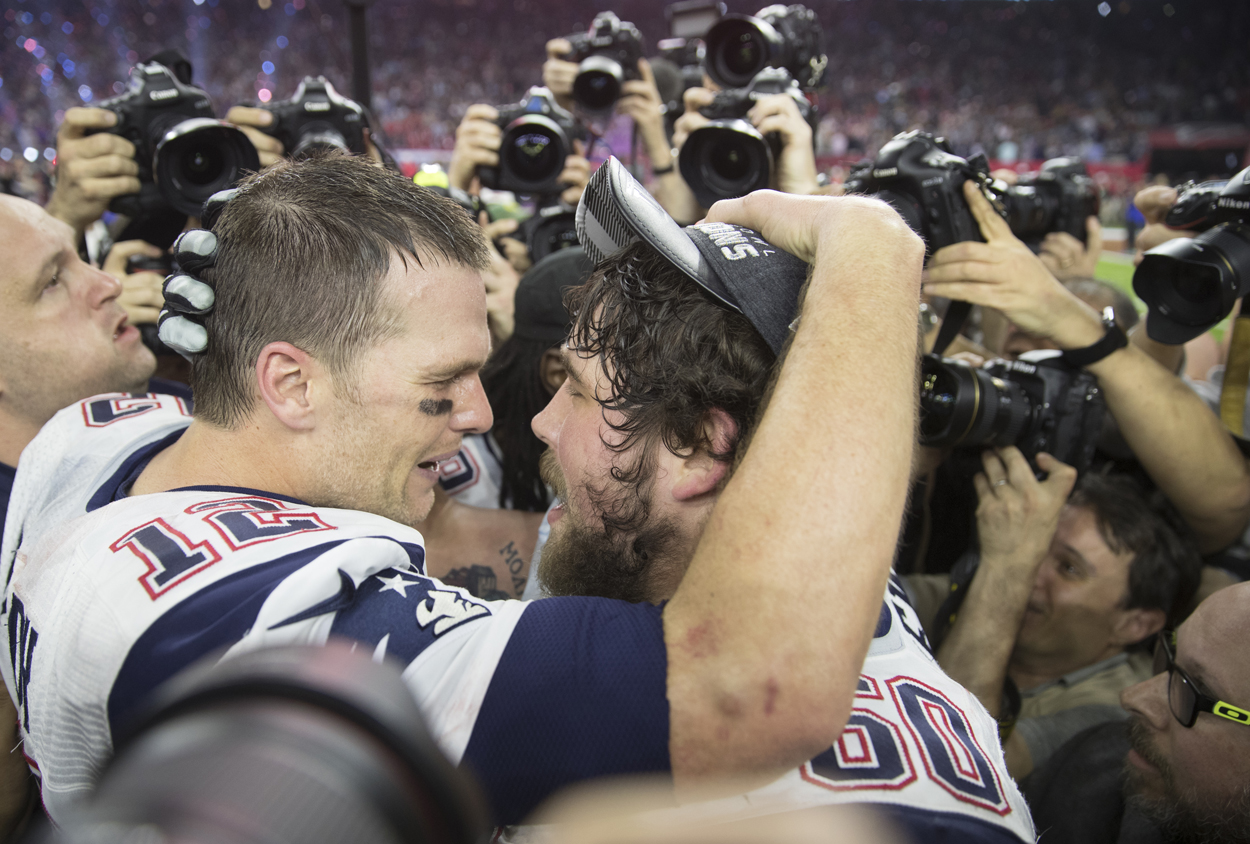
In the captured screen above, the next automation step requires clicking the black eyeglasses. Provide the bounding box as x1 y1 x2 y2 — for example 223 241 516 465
1152 631 1250 729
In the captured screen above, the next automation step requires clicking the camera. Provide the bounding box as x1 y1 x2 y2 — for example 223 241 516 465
478 87 583 197
1001 157 1101 250
704 4 826 91
38 643 486 844
920 352 1106 475
1132 166 1250 344
91 61 259 218
678 67 812 207
845 130 996 256
563 12 646 111
518 200 580 264
260 76 370 158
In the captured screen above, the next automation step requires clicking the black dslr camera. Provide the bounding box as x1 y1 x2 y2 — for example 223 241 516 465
1001 157 1101 250
1133 166 1250 343
563 12 646 111
479 87 583 196
518 200 580 264
678 68 813 207
90 60 259 218
260 77 370 158
704 4 826 91
844 130 996 256
920 353 1106 474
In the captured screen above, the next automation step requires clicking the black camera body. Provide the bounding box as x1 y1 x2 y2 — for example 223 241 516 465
261 77 369 158
91 61 259 218
678 67 812 207
705 4 826 91
1002 157 1101 250
845 130 995 256
479 87 583 197
920 353 1106 475
518 200 580 264
564 12 646 111
1134 166 1250 343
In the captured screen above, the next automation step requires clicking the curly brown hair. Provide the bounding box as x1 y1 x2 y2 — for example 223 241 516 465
564 241 779 533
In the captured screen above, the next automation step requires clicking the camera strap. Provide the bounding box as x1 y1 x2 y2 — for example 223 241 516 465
931 299 973 357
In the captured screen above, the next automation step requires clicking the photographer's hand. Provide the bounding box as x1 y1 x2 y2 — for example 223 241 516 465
449 104 502 192
671 87 714 153
925 180 1105 349
45 108 142 236
1039 216 1102 280
223 106 284 168
617 59 671 168
557 139 590 208
478 212 522 343
749 94 818 197
543 38 578 112
103 240 166 326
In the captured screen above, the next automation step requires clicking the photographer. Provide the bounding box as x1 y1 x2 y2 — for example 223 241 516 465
43 107 143 237
925 181 1250 554
908 449 1200 780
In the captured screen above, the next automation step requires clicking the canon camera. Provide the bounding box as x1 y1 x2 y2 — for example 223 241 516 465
1133 166 1250 343
563 12 646 111
260 76 370 158
678 67 813 207
704 4 826 91
478 87 584 197
920 353 1106 475
90 60 259 218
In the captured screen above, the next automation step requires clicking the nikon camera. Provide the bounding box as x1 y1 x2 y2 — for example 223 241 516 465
89 60 259 218
562 12 646 111
920 353 1106 475
260 77 370 158
1002 157 1101 251
678 67 813 207
704 3 826 91
1133 165 1250 343
478 87 584 197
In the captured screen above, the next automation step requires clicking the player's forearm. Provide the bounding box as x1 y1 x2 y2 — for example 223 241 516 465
666 203 923 786
1090 344 1250 552
936 561 1033 718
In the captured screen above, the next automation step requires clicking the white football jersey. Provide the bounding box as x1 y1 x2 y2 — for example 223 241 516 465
1 394 1034 842
437 432 506 509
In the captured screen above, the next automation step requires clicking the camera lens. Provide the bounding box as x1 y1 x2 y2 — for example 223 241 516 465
573 56 625 111
679 121 772 208
292 124 351 158
1134 222 1250 343
706 16 780 89
499 115 568 194
155 118 261 218
919 355 1033 449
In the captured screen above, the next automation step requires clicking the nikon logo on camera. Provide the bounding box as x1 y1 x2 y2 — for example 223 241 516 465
303 102 332 112
148 89 180 102
1218 197 1250 210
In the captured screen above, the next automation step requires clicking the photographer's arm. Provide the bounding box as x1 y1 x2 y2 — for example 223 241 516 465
664 191 924 791
926 182 1250 553
102 240 166 326
617 59 694 220
45 108 141 236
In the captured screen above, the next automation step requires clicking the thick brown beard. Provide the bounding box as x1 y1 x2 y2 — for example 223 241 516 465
537 448 680 604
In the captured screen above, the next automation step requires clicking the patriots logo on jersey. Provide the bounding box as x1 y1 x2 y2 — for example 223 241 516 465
437 448 481 494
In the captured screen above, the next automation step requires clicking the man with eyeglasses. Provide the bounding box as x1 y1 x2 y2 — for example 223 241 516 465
1024 582 1250 844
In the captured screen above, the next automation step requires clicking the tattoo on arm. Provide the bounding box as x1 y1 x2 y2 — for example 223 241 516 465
499 540 527 597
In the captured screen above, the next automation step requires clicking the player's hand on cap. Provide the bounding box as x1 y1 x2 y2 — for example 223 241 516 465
44 107 141 235
224 106 284 169
449 104 502 192
103 240 166 326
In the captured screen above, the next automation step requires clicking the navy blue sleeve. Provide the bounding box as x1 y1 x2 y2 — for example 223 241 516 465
462 598 670 825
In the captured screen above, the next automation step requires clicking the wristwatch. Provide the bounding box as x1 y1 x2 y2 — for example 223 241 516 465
1060 306 1127 368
